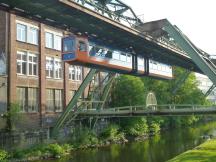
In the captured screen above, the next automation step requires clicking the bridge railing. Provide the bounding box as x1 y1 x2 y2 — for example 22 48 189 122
80 104 215 113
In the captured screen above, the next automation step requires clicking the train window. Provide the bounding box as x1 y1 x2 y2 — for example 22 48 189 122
63 38 74 52
113 51 120 60
138 57 144 66
120 53 126 62
126 55 131 63
78 41 87 52
105 51 113 59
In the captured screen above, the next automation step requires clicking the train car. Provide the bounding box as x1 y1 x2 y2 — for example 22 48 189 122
62 35 144 74
149 59 173 79
62 35 172 79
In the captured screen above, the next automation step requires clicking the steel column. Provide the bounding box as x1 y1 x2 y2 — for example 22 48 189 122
52 69 98 137
205 84 216 97
164 21 216 86
172 70 191 95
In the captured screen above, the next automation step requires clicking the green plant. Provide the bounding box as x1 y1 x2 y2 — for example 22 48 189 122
100 124 125 142
123 118 149 137
149 122 160 134
5 103 22 131
0 149 9 161
12 149 26 159
46 143 65 157
74 128 99 147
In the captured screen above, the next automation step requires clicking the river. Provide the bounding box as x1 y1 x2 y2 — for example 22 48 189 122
38 121 216 162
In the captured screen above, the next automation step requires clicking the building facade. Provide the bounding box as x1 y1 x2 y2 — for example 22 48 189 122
0 10 91 130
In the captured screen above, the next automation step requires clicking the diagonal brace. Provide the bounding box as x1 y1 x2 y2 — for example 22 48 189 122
52 69 98 137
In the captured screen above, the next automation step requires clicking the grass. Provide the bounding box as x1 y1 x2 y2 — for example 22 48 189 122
167 139 216 162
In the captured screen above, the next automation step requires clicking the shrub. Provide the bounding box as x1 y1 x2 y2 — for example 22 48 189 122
123 118 149 137
12 149 26 159
149 122 160 134
100 124 125 142
46 143 64 157
0 149 9 161
70 127 99 148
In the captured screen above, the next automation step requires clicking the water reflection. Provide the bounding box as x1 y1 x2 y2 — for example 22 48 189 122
37 122 216 162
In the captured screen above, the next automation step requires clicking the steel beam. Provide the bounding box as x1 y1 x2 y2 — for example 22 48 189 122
164 20 216 86
96 73 115 110
52 69 98 137
205 84 216 97
172 70 191 95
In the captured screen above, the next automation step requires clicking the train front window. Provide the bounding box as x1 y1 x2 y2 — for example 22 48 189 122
78 41 87 52
63 38 74 52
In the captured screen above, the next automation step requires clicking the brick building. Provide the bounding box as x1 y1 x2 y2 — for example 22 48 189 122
0 10 91 130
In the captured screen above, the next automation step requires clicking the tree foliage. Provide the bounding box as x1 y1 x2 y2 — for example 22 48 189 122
111 75 145 107
111 67 210 129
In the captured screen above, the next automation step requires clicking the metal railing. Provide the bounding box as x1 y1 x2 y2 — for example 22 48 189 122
79 104 216 114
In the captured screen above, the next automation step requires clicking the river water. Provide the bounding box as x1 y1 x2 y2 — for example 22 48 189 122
38 121 216 162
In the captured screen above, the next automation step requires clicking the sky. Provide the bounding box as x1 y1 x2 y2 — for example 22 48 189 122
124 0 216 55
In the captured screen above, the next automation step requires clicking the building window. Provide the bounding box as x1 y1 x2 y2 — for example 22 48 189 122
55 89 63 112
55 35 62 51
28 53 38 76
46 57 54 78
28 27 38 45
45 31 62 51
54 59 62 79
17 51 38 76
27 88 38 112
45 32 53 49
69 66 75 80
16 87 27 112
17 51 27 75
46 89 55 112
16 87 38 112
16 21 39 45
17 23 27 42
46 89 63 112
46 57 62 79
69 66 82 81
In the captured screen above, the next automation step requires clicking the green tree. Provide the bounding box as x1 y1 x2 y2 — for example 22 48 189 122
111 75 145 107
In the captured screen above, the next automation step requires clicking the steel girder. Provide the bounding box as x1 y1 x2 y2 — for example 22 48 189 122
205 84 216 97
72 0 142 27
164 20 216 86
172 70 191 95
52 69 98 137
51 69 115 137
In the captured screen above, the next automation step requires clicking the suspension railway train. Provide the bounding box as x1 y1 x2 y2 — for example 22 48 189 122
62 35 173 79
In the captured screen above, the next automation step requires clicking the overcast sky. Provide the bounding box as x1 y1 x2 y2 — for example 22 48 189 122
125 0 216 55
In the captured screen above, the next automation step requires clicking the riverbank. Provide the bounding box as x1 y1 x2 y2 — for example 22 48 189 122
0 119 215 162
167 139 216 162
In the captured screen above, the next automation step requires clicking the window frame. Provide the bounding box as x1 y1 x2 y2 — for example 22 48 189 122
45 57 63 79
16 20 39 45
16 23 27 42
46 89 63 112
68 65 82 81
45 29 63 51
17 51 38 77
16 87 38 113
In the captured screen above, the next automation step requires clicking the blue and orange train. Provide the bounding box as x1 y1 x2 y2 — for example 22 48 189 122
62 35 173 79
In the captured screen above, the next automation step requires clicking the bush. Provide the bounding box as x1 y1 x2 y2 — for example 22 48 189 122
70 127 99 148
100 124 125 142
0 149 9 161
123 118 149 137
46 143 65 157
12 149 26 159
149 122 160 134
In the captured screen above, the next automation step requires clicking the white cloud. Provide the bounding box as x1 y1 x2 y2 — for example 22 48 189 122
125 0 216 54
